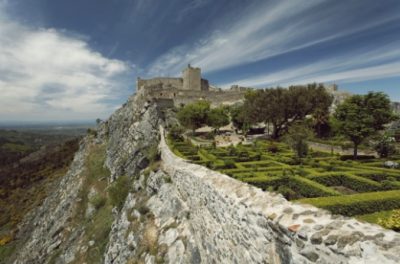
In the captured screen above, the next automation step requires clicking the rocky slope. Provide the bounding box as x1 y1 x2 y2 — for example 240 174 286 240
7 94 400 264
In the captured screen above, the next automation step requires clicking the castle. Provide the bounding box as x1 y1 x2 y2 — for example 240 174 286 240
136 65 357 112
136 65 249 107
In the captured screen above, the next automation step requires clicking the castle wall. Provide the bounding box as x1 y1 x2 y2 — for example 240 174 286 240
137 77 183 90
141 86 246 107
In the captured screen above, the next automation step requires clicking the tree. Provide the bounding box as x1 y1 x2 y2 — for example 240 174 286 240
207 107 230 134
229 104 249 134
244 84 332 139
375 135 396 158
285 122 312 159
334 92 396 159
177 101 210 133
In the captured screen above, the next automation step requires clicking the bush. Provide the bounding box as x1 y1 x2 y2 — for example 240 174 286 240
87 128 98 137
340 155 375 161
277 186 299 200
289 176 340 198
298 190 400 216
227 145 236 156
0 235 12 246
223 159 236 169
375 136 396 158
137 204 150 215
285 122 311 159
169 125 185 141
146 144 160 163
309 173 382 192
267 143 279 153
108 176 130 210
378 210 400 231
90 194 107 209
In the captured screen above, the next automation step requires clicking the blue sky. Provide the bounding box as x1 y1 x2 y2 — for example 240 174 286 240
1 0 400 121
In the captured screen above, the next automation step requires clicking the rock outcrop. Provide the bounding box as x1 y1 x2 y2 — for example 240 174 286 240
9 94 400 264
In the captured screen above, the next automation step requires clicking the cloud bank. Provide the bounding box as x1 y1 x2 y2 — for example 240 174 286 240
0 2 131 121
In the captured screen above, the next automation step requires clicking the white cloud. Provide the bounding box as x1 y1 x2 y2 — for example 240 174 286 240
146 0 400 81
0 2 131 121
176 0 211 22
221 42 400 88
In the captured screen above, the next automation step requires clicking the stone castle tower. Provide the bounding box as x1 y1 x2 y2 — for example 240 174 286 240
182 64 201 90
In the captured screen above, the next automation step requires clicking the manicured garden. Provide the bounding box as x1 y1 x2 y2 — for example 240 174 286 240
167 135 400 230
170 87 400 231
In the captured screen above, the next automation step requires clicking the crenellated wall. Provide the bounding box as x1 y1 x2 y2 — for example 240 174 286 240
159 126 400 263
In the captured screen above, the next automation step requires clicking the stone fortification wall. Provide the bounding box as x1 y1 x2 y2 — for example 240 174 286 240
173 89 245 107
159 127 400 263
138 86 245 107
137 77 183 91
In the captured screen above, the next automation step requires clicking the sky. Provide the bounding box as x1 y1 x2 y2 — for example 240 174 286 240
1 0 400 122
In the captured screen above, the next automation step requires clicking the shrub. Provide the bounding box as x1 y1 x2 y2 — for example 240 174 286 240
289 176 340 198
146 144 160 163
381 180 399 190
108 176 130 210
223 159 236 169
227 145 236 156
0 235 12 246
374 135 396 158
340 155 375 161
267 143 279 153
298 190 400 216
90 194 107 209
87 128 98 137
309 173 382 192
285 122 311 159
137 204 150 215
169 125 184 141
378 210 400 231
277 186 299 200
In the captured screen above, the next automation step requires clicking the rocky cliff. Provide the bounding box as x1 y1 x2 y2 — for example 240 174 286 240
8 94 400 264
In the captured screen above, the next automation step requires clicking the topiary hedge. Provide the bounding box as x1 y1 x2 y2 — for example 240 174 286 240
298 190 400 216
309 173 383 192
289 176 341 198
243 175 340 199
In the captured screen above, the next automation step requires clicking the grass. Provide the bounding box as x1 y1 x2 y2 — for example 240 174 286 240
109 175 130 210
70 143 116 264
0 242 16 264
357 210 396 224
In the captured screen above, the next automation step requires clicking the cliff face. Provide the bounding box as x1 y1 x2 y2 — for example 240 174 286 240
9 95 400 264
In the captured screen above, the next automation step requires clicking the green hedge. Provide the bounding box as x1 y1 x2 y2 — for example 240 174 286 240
298 190 400 216
309 173 382 192
243 176 286 190
243 176 340 198
290 176 341 198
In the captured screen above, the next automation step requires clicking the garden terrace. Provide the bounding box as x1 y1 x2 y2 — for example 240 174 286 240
167 135 400 230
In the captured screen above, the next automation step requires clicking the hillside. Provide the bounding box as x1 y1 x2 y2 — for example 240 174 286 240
0 130 81 262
